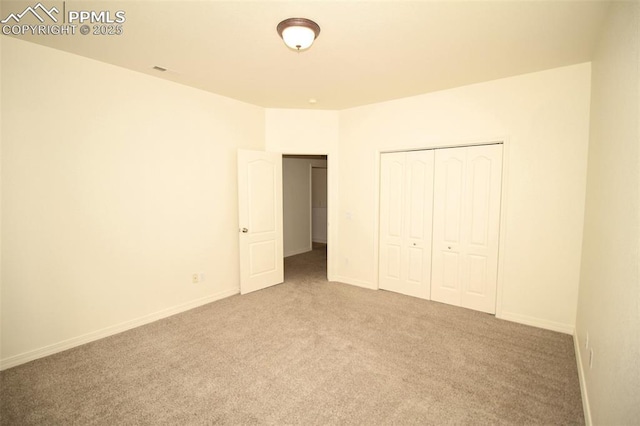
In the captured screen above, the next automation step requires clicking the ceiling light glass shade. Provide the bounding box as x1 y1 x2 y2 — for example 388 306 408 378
277 18 321 51
282 26 315 50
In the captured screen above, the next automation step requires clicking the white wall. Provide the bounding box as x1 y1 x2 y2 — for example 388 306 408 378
1 37 265 368
265 109 339 155
282 157 327 257
265 109 339 278
337 64 591 333
575 3 640 424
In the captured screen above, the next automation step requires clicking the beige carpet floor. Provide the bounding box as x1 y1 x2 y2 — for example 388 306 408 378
1 246 584 425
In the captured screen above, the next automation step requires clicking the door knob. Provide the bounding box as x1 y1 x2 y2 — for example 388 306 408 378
241 228 248 233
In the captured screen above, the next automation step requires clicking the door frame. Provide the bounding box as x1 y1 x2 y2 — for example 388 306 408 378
374 137 511 318
281 153 333 281
310 165 328 245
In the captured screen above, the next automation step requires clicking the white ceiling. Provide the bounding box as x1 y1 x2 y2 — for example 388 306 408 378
5 1 611 109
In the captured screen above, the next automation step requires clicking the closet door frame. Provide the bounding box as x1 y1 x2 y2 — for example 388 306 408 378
374 139 510 318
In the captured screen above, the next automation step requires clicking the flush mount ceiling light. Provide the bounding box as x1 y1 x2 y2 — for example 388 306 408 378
277 18 320 51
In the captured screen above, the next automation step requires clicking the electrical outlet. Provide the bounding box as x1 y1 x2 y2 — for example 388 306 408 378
585 332 589 350
199 272 205 282
589 348 594 369
192 274 199 284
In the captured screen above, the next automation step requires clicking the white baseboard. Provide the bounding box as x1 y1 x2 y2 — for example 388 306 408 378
497 311 574 334
284 247 312 258
332 275 376 290
312 238 327 244
0 289 238 371
573 333 592 425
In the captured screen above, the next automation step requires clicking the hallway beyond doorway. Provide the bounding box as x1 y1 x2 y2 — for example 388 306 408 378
284 243 327 282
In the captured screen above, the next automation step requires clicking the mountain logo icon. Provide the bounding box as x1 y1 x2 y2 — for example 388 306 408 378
1 2 59 24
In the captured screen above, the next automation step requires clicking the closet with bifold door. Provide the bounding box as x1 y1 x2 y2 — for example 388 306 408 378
378 143 503 314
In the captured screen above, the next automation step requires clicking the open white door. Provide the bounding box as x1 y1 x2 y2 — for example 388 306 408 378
237 149 284 294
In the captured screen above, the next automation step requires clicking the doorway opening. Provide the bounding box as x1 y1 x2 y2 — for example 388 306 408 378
282 155 328 282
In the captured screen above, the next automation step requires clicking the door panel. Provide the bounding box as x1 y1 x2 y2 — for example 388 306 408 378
238 150 284 295
407 246 423 283
387 161 404 238
442 252 460 290
432 144 502 314
386 244 402 279
404 151 435 299
248 161 276 233
249 240 277 275
432 149 465 305
379 153 406 291
467 254 488 295
408 160 427 239
469 158 489 244
379 150 434 299
461 145 502 313
443 158 464 243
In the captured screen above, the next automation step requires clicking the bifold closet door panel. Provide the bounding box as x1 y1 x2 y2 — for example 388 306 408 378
431 144 503 314
379 150 434 299
379 152 405 292
462 145 503 313
431 148 465 307
402 151 435 299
